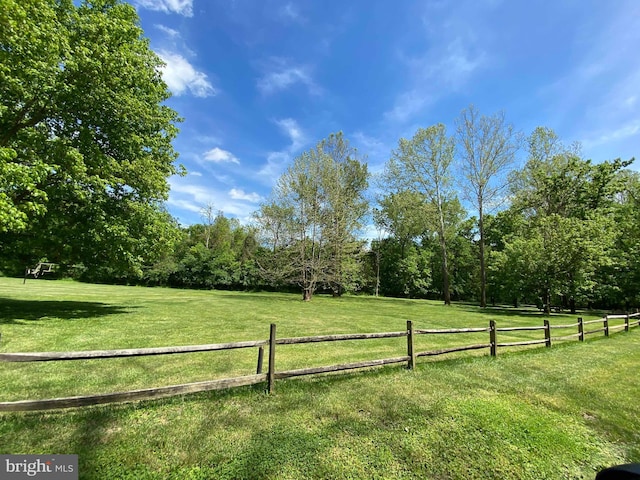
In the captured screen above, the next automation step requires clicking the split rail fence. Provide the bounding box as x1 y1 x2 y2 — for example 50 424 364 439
1 313 638 412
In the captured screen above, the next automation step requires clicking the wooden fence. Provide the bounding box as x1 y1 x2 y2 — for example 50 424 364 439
1 313 638 412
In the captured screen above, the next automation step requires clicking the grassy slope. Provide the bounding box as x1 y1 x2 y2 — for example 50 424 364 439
0 278 638 479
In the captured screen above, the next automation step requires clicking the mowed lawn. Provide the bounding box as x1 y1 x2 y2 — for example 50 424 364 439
0 277 638 479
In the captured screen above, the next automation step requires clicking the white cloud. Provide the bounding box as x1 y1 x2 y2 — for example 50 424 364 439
257 59 320 96
274 118 305 151
158 50 216 98
169 182 215 205
257 118 308 183
352 131 384 152
385 90 435 123
166 198 202 213
189 171 203 177
134 0 193 16
229 188 262 203
386 39 485 123
155 24 181 38
203 147 240 164
168 178 261 221
582 121 640 149
259 151 290 182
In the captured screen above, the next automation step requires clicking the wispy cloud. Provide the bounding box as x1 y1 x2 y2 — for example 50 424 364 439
274 118 305 151
386 40 486 122
155 24 181 38
351 131 390 174
158 50 216 98
385 3 490 123
278 3 305 23
168 178 260 222
229 188 262 203
256 58 320 96
582 120 640 149
134 0 193 16
541 2 640 159
385 91 435 123
259 118 308 181
203 147 240 164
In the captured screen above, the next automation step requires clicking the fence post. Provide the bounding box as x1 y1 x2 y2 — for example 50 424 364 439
267 323 277 394
256 346 264 374
625 314 630 332
407 320 416 370
604 315 609 337
489 320 497 357
544 320 551 348
578 317 584 342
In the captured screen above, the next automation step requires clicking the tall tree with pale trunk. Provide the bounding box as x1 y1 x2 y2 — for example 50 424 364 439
456 105 520 308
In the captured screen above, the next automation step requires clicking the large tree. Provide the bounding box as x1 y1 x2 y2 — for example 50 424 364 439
0 0 181 275
255 133 369 300
383 124 456 304
456 105 520 307
505 127 631 313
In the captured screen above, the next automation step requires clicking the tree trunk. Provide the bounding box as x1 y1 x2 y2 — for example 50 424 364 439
544 288 551 316
569 296 576 315
479 202 487 308
440 236 451 305
375 250 380 297
436 192 451 306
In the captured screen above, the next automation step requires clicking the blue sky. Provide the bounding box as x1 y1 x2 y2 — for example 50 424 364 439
130 0 640 227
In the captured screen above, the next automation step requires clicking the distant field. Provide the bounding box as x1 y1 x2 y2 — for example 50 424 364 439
1 278 638 479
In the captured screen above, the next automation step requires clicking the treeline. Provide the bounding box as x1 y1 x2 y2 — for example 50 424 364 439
5 107 639 311
79 119 639 311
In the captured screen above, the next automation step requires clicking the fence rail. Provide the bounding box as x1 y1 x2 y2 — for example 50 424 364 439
0 340 268 363
1 312 638 412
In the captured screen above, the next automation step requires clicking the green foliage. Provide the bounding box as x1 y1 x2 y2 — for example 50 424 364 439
493 129 632 312
383 123 457 304
142 216 260 290
0 0 181 275
256 133 369 300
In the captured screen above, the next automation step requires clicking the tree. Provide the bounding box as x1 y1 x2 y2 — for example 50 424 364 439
601 170 640 308
0 0 181 275
383 124 456 304
456 105 520 307
373 191 433 298
255 133 369 300
319 133 369 296
200 202 217 249
505 127 631 313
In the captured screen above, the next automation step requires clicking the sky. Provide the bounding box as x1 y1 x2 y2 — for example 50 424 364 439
129 0 640 227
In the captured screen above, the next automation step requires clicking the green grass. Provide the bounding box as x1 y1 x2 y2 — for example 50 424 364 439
1 277 638 479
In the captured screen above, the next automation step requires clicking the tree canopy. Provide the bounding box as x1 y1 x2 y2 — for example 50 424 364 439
0 0 181 275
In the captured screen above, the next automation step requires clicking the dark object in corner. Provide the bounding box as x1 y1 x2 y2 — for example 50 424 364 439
597 464 640 480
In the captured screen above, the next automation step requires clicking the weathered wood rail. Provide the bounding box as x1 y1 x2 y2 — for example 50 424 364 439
1 312 638 411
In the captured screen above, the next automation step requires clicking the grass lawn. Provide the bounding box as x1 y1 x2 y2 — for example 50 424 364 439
0 277 638 479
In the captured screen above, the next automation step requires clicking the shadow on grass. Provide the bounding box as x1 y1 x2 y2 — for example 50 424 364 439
0 298 132 325
453 303 601 320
